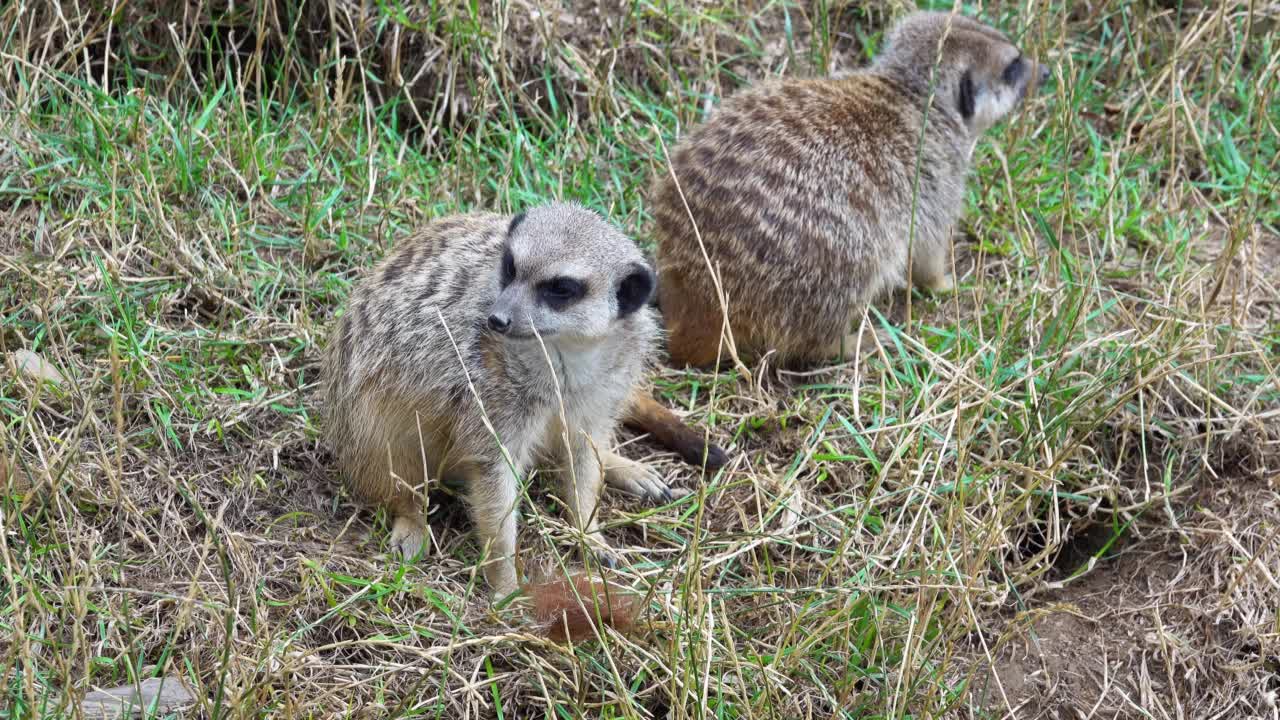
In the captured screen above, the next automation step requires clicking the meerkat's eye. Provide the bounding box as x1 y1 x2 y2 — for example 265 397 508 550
500 247 516 287
1002 56 1025 85
537 277 585 308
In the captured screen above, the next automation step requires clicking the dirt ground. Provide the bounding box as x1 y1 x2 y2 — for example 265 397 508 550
969 468 1279 718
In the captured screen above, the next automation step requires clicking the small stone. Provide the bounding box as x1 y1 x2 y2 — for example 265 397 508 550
79 676 199 718
7 349 66 387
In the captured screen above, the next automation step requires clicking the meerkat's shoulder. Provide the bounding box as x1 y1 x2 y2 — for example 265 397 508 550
707 71 919 132
356 211 508 292
418 211 509 238
718 75 833 105
394 211 508 259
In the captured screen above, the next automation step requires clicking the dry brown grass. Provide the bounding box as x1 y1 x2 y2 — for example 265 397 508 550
1 1 1277 718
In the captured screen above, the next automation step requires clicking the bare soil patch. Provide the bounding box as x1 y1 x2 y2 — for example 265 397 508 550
971 471 1280 718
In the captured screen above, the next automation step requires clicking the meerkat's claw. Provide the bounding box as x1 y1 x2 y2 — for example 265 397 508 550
605 456 682 504
390 514 427 561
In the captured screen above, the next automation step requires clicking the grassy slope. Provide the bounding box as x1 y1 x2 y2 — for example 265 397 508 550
1 1 1277 718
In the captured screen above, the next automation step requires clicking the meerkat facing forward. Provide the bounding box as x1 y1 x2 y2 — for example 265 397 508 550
323 203 679 597
647 11 1050 368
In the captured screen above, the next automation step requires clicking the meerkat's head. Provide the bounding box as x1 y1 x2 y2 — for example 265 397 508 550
876 11 1050 137
486 202 654 345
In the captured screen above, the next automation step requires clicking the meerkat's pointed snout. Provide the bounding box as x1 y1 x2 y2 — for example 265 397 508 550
1020 60 1052 99
1036 62 1052 90
487 312 511 333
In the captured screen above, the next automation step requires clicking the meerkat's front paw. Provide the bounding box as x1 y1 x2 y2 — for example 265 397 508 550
485 560 520 599
604 454 689 504
390 514 427 561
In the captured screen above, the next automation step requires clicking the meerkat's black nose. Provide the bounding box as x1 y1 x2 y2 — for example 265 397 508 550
1040 64 1051 85
487 313 511 333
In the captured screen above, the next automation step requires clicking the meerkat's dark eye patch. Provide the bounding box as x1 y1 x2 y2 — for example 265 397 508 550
500 247 516 288
538 277 585 308
1002 56 1025 85
957 70 976 120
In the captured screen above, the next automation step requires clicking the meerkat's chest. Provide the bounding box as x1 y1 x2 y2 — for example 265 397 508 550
489 383 624 467
523 369 628 428
488 345 627 417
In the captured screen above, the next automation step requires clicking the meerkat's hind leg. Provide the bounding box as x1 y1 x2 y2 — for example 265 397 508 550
342 436 430 562
603 451 688 503
909 249 955 293
922 272 954 293
823 332 860 363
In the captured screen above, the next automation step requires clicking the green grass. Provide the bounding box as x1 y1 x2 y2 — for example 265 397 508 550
2 1 1278 718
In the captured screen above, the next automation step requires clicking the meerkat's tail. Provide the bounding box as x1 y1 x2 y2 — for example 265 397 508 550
624 388 728 470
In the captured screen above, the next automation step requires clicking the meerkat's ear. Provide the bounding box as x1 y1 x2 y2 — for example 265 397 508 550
617 263 655 318
507 211 527 236
957 70 976 121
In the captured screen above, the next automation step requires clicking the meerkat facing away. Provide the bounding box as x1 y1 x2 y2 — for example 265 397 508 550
645 10 1050 369
323 203 682 597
